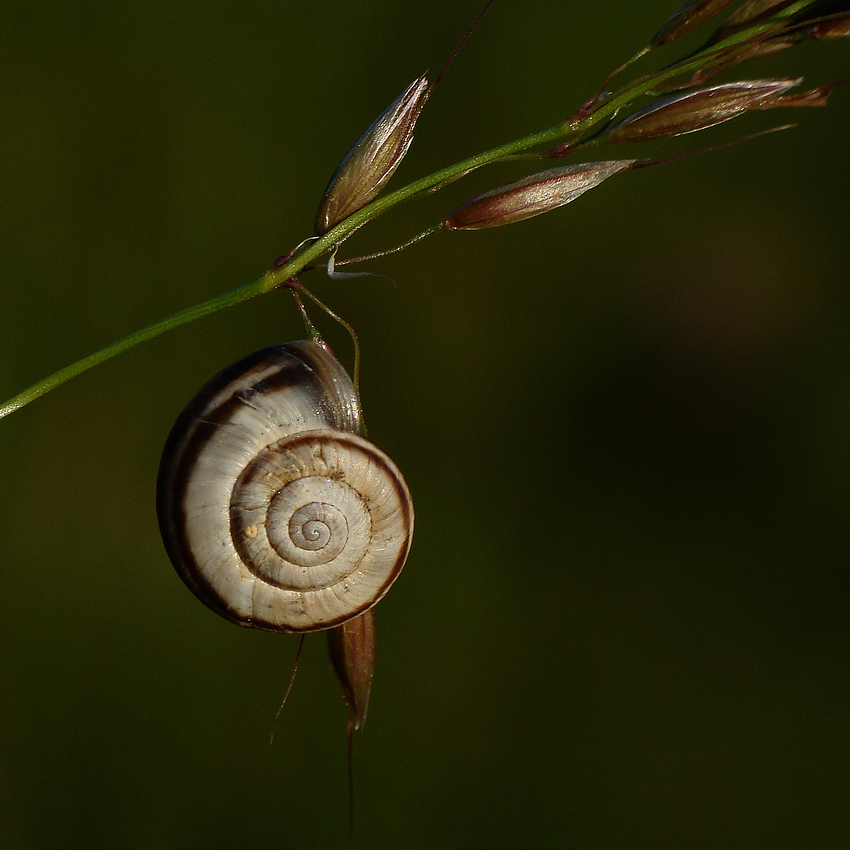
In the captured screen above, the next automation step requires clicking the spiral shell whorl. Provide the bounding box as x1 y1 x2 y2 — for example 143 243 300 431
157 341 413 633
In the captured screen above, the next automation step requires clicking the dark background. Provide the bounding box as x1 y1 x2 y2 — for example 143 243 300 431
1 1 848 847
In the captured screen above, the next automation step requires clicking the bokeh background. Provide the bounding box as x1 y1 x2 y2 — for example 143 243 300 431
1 1 848 847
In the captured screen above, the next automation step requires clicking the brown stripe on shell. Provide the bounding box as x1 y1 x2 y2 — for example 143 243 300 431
176 341 361 437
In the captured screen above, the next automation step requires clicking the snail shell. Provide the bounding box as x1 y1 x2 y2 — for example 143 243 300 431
156 340 413 633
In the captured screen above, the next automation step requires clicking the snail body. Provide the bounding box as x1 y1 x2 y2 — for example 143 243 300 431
157 340 413 634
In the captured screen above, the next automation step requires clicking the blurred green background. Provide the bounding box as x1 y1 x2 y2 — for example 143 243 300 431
1 1 849 847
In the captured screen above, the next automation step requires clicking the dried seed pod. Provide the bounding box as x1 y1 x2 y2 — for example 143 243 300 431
604 79 802 142
687 35 803 85
725 0 794 25
811 13 850 38
315 75 429 235
442 161 636 230
328 609 376 731
652 0 740 45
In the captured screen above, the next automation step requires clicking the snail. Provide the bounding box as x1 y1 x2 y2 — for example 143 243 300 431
156 340 414 637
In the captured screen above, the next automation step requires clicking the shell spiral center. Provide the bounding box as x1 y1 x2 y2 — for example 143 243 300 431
230 436 376 592
266 478 363 568
290 502 342 550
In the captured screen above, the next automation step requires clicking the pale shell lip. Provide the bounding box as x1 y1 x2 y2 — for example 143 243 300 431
157 341 414 634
